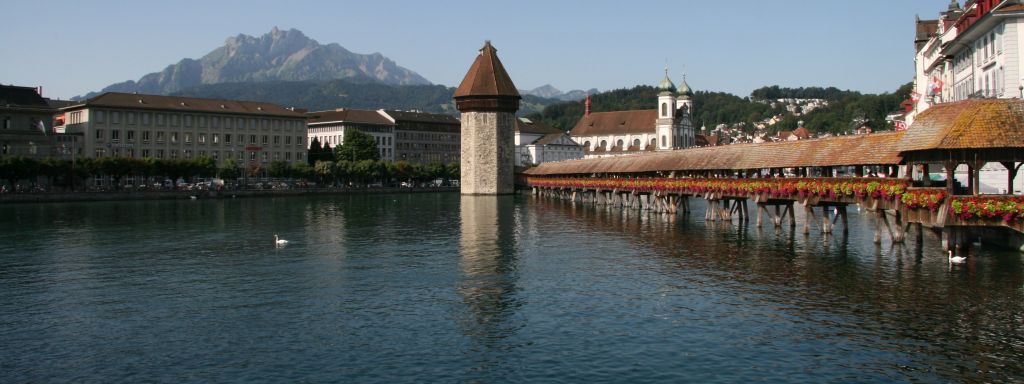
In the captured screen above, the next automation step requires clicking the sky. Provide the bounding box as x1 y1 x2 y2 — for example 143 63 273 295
2 0 944 100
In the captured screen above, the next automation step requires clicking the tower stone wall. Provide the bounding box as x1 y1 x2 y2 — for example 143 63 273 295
460 111 515 194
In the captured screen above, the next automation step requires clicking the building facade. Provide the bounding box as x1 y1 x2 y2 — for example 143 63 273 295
56 93 307 169
387 110 461 164
910 0 1024 123
515 118 584 167
1 85 57 159
306 109 395 161
570 72 696 158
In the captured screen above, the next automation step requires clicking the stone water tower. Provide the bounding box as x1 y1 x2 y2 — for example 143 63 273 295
453 41 520 195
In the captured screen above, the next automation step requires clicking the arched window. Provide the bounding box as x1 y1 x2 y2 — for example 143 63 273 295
633 139 640 149
583 141 591 149
661 103 668 117
600 140 607 149
650 138 656 147
616 139 624 149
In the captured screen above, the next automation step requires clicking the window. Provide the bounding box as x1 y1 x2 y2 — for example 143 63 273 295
285 152 292 160
184 149 192 159
212 117 220 128
198 133 206 144
250 135 257 144
249 152 256 161
261 152 268 162
142 149 150 158
171 114 180 126
142 113 151 125
95 110 105 123
225 134 232 144
95 148 106 157
199 116 207 128
142 131 150 142
285 136 292 145
156 114 165 126
273 135 280 145
633 138 640 148
127 112 136 125
157 149 164 159
112 111 122 124
156 131 164 142
616 139 624 149
184 115 193 127
213 134 220 144
199 150 206 157
261 135 268 144
95 129 105 140
184 133 192 144
170 132 178 143
127 130 135 142
212 151 218 160
170 150 178 159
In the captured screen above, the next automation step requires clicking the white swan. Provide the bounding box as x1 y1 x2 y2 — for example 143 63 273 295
948 250 966 264
275 234 289 246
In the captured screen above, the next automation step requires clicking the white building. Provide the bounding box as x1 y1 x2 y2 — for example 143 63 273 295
910 0 1024 123
306 108 395 161
56 92 308 167
515 118 584 167
570 71 696 158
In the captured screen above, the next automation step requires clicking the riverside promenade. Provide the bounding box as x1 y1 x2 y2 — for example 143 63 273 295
0 186 458 204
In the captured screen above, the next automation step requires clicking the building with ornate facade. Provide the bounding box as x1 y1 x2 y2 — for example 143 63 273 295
56 92 308 169
570 72 696 158
910 0 1024 124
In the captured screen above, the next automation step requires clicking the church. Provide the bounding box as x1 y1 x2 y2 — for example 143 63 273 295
570 71 696 158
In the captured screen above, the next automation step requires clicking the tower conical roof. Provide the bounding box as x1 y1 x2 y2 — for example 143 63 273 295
454 41 520 98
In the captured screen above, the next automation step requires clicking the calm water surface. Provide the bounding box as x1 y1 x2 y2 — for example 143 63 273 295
1 193 1023 383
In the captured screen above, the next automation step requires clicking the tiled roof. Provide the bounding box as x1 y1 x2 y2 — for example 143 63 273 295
383 110 460 125
792 127 811 139
516 118 562 134
0 85 50 108
898 99 1024 151
532 133 568 146
523 132 905 175
453 41 520 98
65 92 304 118
306 109 393 125
997 4 1024 12
570 109 658 136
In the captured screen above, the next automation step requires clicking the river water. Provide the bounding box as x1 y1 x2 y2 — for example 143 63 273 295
1 193 1023 383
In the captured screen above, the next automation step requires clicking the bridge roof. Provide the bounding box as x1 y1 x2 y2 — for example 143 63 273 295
898 98 1024 151
524 132 904 175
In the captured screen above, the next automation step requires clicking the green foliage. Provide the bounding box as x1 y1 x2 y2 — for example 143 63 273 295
219 159 241 180
335 130 380 162
528 82 914 136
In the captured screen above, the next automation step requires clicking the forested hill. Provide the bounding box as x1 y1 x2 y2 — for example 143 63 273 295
167 79 559 116
527 83 913 135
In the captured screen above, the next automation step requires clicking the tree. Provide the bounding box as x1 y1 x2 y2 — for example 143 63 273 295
308 137 323 165
193 156 217 179
0 156 37 190
315 160 336 186
219 159 241 182
335 130 380 162
268 160 292 179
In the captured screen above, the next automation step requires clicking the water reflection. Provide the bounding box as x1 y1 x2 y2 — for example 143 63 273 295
458 195 522 356
531 196 1024 382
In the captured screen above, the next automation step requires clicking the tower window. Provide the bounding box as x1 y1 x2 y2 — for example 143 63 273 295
661 103 668 117
661 135 667 147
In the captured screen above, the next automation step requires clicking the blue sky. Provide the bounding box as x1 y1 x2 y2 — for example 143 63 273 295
2 0 942 100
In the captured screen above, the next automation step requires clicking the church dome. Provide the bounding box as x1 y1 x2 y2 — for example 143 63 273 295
657 71 676 92
677 76 694 97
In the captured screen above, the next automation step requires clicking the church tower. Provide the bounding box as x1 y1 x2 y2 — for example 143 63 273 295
676 74 695 148
655 68 676 150
454 41 521 195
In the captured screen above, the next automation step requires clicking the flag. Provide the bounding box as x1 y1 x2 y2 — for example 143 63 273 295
931 76 944 96
910 91 921 103
894 120 908 131
36 120 48 136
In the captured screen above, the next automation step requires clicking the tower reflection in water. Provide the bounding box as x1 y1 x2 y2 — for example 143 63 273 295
457 195 522 354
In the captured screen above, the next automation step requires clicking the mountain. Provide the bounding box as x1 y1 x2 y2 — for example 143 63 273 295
168 79 562 117
77 27 430 99
521 84 599 101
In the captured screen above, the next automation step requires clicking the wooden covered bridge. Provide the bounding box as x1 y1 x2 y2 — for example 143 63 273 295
523 99 1024 253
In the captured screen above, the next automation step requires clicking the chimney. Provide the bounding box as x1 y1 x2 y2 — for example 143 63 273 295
584 95 591 117
36 86 42 96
